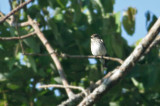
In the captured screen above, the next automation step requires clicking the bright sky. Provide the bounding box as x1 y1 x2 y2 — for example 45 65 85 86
0 0 160 45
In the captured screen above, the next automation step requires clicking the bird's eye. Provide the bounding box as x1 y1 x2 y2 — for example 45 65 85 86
91 34 99 38
94 34 98 37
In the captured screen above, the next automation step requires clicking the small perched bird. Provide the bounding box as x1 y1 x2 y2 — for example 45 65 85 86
91 34 107 71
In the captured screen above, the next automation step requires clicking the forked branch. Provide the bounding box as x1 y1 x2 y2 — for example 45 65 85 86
27 16 75 98
0 0 32 24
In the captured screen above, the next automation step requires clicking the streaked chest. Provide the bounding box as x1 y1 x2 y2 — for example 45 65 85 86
91 39 106 55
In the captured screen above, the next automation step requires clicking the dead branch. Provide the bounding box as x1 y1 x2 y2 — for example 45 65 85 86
0 0 32 24
0 11 30 27
27 15 75 98
38 84 88 96
11 21 31 27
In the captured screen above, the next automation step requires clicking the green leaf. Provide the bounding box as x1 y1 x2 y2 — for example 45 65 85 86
111 36 123 58
115 12 121 33
122 7 137 35
38 0 49 8
100 0 115 13
0 73 8 82
54 77 62 83
145 11 158 31
7 58 17 70
131 77 145 93
7 83 20 90
47 18 64 47
56 0 68 9
0 44 3 50
135 38 143 46
27 5 40 18
28 56 37 73
23 37 40 53
64 10 74 24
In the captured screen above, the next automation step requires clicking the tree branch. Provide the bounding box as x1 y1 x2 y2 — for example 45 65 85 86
62 54 123 64
38 84 88 96
0 31 36 40
18 52 124 64
0 11 30 27
58 69 116 106
11 21 31 27
0 0 32 24
27 15 75 98
78 18 160 106
145 35 160 54
59 18 160 106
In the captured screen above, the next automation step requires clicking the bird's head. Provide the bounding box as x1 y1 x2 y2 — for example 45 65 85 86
91 34 101 39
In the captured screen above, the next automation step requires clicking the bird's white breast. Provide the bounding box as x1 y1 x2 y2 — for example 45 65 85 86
91 39 106 56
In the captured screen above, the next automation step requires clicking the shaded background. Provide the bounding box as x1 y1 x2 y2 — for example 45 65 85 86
0 0 160 105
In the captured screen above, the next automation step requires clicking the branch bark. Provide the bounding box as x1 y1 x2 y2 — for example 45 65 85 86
78 17 160 106
0 0 32 24
27 16 74 98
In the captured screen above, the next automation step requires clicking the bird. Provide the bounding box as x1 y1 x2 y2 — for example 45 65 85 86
90 34 107 72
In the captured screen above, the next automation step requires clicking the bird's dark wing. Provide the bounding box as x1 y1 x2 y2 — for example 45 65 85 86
100 39 107 50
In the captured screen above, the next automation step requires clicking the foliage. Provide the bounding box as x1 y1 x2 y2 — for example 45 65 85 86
0 0 159 105
122 7 137 35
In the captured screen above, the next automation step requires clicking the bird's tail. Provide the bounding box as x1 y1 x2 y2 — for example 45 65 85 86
100 59 107 68
100 54 107 67
100 58 107 74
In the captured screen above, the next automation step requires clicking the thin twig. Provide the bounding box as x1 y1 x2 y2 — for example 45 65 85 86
0 0 32 24
23 52 123 64
24 52 123 64
62 54 123 64
17 21 30 27
38 84 88 96
0 31 36 40
10 21 30 27
0 11 30 26
16 52 124 64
